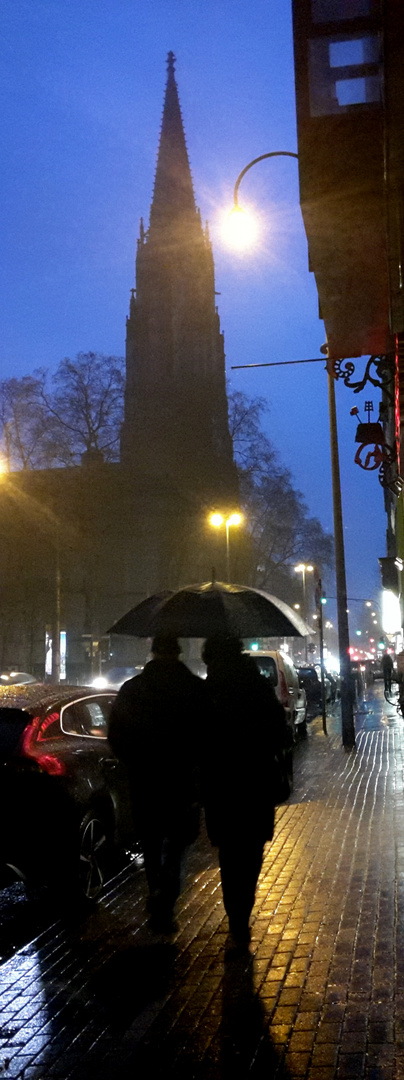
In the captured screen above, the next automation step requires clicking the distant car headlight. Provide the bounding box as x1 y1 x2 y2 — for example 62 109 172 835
91 676 109 689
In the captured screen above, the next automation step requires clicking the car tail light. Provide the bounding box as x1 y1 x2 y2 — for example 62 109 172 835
35 753 65 776
21 714 66 775
279 670 289 707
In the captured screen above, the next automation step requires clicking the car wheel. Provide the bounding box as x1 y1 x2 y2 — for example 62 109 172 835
77 811 111 902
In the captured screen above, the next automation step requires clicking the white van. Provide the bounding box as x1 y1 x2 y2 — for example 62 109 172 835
244 649 307 736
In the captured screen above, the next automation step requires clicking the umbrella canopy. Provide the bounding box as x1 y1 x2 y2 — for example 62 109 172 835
107 581 311 639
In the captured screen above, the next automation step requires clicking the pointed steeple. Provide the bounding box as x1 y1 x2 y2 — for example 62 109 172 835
149 52 197 229
122 53 238 511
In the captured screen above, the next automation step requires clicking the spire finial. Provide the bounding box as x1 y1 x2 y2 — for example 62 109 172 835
167 51 176 74
149 52 197 227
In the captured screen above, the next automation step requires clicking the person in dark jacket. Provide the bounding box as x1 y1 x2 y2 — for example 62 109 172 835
107 633 205 931
382 651 394 693
201 635 289 946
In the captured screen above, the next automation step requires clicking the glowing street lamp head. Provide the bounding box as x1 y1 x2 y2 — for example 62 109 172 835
209 513 224 528
209 511 243 529
221 205 259 252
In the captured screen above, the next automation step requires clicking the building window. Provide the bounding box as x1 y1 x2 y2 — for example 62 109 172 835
329 36 379 67
311 0 377 21
309 33 381 115
335 74 380 106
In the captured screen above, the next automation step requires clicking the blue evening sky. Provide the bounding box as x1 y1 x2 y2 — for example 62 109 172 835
0 0 386 632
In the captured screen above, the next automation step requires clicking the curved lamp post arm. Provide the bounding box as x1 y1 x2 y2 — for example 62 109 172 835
233 151 299 208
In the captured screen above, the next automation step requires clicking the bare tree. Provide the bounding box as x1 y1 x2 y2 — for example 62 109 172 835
228 388 333 590
0 371 51 470
0 353 125 469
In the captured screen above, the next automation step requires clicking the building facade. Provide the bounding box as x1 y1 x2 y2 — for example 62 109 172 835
292 0 404 636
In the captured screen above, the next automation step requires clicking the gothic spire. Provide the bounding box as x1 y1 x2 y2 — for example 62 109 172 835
149 52 197 229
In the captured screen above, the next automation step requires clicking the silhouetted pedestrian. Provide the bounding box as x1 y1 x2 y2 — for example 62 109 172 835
201 635 289 947
108 633 205 931
382 651 394 693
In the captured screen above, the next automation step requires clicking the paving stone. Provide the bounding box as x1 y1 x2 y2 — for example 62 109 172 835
0 686 403 1078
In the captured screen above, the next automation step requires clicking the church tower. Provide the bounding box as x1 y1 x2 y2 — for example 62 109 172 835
121 53 238 506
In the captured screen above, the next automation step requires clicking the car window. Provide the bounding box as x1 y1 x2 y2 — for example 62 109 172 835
255 656 278 684
60 696 112 738
61 704 85 736
80 701 107 737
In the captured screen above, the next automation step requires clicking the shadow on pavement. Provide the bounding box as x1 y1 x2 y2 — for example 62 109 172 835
215 948 292 1079
90 941 178 1034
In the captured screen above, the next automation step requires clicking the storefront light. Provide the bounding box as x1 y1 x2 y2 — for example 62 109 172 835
381 590 401 635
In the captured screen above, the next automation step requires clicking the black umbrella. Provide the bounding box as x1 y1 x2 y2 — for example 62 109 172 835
107 581 311 638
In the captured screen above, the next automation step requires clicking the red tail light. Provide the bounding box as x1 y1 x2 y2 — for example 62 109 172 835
21 714 65 775
278 671 289 707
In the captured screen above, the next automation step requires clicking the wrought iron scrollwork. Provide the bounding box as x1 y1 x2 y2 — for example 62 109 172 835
332 354 395 403
379 448 401 493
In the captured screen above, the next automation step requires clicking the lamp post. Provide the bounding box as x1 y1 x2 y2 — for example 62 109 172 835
294 563 314 661
229 151 355 748
209 512 243 582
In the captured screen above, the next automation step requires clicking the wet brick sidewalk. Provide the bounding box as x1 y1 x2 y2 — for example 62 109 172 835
0 683 404 1079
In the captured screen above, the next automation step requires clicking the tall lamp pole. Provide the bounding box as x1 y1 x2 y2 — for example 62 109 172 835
327 369 355 747
229 151 355 748
294 562 314 661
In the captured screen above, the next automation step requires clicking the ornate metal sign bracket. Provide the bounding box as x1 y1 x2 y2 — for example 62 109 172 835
330 353 395 404
328 353 398 490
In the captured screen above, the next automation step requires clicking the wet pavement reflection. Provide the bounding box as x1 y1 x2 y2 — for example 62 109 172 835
0 683 402 1078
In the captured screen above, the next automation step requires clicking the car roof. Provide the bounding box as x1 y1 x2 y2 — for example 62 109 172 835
0 683 115 713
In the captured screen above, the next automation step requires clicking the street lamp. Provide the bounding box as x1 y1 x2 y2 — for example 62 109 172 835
228 150 355 749
209 512 243 582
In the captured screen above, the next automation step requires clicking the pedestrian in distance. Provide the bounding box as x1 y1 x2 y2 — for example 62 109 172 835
382 650 394 693
107 632 206 932
201 634 289 948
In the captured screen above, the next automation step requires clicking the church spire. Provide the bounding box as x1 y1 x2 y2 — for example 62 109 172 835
149 52 197 229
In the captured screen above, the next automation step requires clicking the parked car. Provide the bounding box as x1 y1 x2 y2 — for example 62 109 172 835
245 650 308 736
297 665 332 708
0 683 136 904
0 672 37 686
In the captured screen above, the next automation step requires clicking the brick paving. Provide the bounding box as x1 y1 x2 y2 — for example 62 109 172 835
0 683 404 1078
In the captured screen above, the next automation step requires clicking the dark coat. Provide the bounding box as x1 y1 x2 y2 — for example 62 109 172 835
107 658 206 843
202 654 288 847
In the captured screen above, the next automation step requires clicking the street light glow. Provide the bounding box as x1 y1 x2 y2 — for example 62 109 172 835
221 205 259 251
209 513 224 528
208 510 243 582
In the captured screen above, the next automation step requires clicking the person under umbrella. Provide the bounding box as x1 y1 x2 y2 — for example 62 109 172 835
107 633 206 932
201 634 289 947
